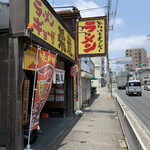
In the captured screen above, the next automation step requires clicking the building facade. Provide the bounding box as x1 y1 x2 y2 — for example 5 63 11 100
80 58 94 108
0 1 76 149
57 9 95 109
91 57 106 87
137 68 150 84
125 48 147 71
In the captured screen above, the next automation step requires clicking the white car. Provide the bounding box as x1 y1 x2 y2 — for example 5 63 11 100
144 82 150 91
126 80 142 96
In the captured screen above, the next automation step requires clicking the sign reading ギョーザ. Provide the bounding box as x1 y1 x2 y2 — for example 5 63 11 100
29 0 75 60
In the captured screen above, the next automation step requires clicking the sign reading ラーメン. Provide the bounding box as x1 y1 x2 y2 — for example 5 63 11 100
29 0 75 60
77 16 108 57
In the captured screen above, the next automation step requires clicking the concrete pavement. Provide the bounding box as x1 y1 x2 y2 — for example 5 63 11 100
57 87 127 150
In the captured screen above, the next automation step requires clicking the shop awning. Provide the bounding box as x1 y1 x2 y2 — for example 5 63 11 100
92 76 99 80
81 71 93 79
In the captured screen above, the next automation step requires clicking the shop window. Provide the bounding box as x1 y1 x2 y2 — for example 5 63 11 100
43 67 66 117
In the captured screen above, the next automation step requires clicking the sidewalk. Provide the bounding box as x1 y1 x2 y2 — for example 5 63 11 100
31 116 79 150
56 87 127 150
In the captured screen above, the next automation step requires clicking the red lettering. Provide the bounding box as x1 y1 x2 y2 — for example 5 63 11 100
33 1 42 17
81 33 95 44
84 42 96 53
84 21 96 32
43 30 47 40
44 11 50 23
35 0 42 6
33 17 43 35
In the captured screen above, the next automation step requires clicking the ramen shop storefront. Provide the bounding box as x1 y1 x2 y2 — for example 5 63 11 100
8 0 76 149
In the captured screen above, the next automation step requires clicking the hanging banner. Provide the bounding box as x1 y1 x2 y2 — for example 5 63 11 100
23 44 57 71
53 68 65 84
31 49 57 130
23 45 37 71
77 16 108 57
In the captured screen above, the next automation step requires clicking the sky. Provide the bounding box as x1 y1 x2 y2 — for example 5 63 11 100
47 0 150 58
1 0 150 69
47 0 150 70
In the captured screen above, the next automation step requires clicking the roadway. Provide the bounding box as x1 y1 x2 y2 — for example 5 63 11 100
113 84 150 136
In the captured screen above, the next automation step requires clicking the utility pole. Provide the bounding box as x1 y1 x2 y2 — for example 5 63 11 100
147 34 150 55
106 0 111 89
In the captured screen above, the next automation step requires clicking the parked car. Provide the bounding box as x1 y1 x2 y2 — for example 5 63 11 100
126 80 142 96
144 82 150 91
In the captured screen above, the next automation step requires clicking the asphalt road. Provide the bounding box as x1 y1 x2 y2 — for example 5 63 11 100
113 84 150 135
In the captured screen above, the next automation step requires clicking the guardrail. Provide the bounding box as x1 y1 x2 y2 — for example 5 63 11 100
113 90 150 150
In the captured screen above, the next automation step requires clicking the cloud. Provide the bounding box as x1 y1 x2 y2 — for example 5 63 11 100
74 0 105 18
110 18 124 27
109 35 147 52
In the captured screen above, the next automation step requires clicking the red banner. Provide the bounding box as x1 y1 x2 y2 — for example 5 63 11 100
31 49 57 130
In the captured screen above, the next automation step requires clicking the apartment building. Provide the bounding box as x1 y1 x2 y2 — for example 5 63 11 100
125 48 147 71
91 57 105 77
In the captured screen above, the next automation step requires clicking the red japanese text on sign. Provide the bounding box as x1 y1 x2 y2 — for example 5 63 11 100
29 0 75 60
32 0 56 45
81 21 96 53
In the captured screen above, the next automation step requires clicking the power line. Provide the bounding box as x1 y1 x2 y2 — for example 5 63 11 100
54 6 107 12
114 0 118 18
79 6 107 12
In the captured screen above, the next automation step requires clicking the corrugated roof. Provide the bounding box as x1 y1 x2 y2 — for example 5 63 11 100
57 8 80 16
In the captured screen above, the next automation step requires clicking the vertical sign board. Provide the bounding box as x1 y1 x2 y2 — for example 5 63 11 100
77 16 108 57
53 68 65 84
22 80 30 125
74 76 77 111
29 0 75 61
